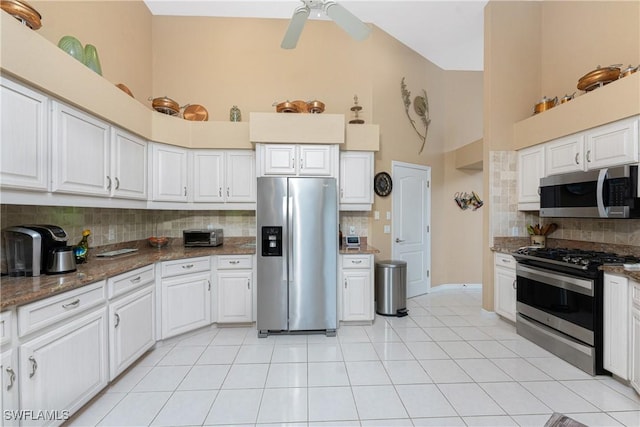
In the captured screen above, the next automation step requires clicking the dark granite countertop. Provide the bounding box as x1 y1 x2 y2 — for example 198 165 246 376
0 237 256 310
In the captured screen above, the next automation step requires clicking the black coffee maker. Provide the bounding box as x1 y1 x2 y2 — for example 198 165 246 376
3 225 76 276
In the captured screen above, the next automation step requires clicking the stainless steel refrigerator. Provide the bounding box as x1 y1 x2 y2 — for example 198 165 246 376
257 177 338 337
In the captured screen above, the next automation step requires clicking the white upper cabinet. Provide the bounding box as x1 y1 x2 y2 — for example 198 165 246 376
339 151 373 210
111 128 147 200
151 143 189 202
545 115 639 176
193 150 224 202
0 77 49 192
258 143 338 178
517 145 544 210
224 151 256 202
52 101 111 197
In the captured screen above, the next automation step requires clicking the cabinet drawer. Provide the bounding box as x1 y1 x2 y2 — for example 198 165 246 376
342 255 371 269
0 310 12 346
17 281 106 337
107 264 155 299
495 253 516 269
216 255 253 270
633 281 640 308
161 256 211 278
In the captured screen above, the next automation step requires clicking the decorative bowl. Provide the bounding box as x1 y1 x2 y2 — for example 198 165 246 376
148 236 169 248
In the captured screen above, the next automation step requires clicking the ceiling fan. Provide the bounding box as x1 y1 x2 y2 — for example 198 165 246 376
281 0 371 49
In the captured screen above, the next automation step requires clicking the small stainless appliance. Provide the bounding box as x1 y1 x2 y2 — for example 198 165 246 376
257 177 338 337
183 229 223 247
3 226 42 276
539 165 639 218
513 247 640 375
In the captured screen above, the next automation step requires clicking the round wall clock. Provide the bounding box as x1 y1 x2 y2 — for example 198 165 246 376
374 172 392 197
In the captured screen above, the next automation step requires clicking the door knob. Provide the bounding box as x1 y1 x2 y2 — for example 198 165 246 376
395 238 405 243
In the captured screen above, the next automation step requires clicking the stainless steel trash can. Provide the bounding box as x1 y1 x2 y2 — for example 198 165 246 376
375 260 408 317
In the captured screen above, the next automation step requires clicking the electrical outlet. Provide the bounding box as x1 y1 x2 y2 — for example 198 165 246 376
384 225 390 234
374 211 380 220
349 226 356 235
108 226 115 241
386 211 391 220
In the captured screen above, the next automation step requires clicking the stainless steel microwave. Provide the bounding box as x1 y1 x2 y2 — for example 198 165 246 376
183 229 223 247
539 165 639 218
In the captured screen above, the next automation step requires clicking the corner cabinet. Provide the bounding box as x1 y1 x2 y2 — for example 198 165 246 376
339 151 374 210
256 143 338 178
151 143 189 202
516 145 544 211
0 77 49 192
110 128 148 200
494 253 516 322
340 254 374 322
216 255 254 324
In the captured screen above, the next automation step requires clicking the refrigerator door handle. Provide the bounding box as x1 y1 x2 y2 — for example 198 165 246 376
282 195 288 283
288 195 294 283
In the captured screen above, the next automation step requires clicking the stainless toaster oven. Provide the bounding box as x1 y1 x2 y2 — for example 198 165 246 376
183 229 223 247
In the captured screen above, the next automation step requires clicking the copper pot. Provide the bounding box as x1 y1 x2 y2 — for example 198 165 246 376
150 96 179 115
307 100 325 114
577 65 621 91
620 65 639 78
1 0 42 30
292 100 309 113
182 104 208 121
275 101 299 113
533 96 557 114
560 93 575 104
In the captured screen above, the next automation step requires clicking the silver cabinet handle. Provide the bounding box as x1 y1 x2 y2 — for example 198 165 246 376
575 153 580 165
208 280 211 291
300 158 304 169
586 150 591 163
219 187 222 197
62 299 80 309
395 238 405 243
28 356 37 378
340 188 344 197
344 279 348 289
512 279 517 290
247 279 251 290
130 276 141 283
227 187 230 197
352 260 362 264
6 366 15 390
229 260 240 264
114 313 120 328
501 259 511 263
537 187 541 196
182 264 194 269
184 186 187 196
114 177 120 190
107 176 112 190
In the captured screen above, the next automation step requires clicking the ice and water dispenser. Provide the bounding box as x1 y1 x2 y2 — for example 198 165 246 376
261 226 282 257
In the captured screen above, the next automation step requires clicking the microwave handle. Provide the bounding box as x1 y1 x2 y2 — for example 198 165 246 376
596 168 608 218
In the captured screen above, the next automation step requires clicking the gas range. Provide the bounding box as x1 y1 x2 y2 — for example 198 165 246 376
513 247 639 274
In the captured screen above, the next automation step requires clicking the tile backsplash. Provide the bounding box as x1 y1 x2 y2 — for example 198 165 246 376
0 205 372 248
489 151 640 246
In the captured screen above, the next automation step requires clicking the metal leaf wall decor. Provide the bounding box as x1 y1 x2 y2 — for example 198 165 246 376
401 77 431 154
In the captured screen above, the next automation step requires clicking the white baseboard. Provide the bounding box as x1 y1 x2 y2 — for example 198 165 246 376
427 283 482 292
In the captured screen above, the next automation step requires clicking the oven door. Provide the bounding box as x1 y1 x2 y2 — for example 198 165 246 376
516 263 595 345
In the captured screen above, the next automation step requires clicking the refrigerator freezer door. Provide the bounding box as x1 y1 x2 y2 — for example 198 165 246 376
257 177 289 333
288 177 338 332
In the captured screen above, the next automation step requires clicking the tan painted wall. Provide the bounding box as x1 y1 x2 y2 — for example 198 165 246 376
444 71 484 151
30 1 153 104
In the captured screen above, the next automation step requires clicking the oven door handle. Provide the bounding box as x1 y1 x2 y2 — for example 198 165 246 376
516 264 594 296
596 168 608 218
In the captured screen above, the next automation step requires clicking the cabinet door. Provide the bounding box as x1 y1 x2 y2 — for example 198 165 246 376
152 143 189 202
298 145 332 176
111 128 147 199
517 145 544 208
545 134 585 175
1 349 19 426
193 150 224 202
340 151 373 206
494 266 516 322
226 151 256 202
603 274 629 379
630 307 640 394
161 272 211 339
0 78 49 191
109 286 155 380
19 308 108 420
342 270 372 321
217 271 252 323
52 102 111 196
586 116 639 169
263 145 296 175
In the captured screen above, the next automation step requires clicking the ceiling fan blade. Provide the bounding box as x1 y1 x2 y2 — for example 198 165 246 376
324 1 371 41
281 5 310 49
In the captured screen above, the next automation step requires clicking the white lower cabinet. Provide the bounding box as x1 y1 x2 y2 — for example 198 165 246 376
630 280 640 394
160 257 212 339
1 349 19 426
19 307 108 426
216 255 253 323
108 285 155 380
340 255 374 322
603 273 629 379
494 253 517 322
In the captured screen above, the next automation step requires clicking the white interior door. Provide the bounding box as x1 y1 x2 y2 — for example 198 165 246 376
392 161 431 298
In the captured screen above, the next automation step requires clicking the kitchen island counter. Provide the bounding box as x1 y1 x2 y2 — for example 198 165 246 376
0 237 256 310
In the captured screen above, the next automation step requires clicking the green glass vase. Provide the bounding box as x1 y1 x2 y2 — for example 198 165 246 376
83 44 102 75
